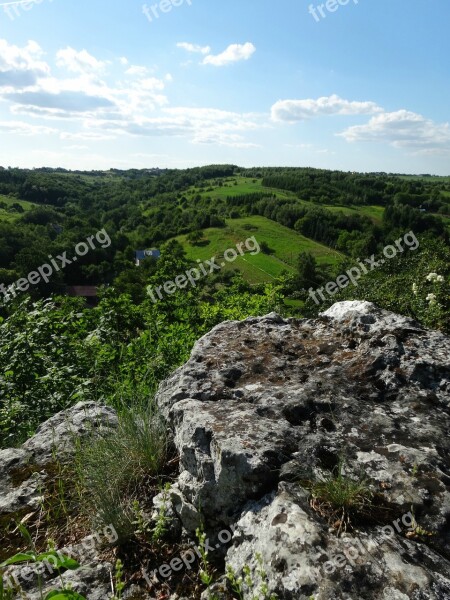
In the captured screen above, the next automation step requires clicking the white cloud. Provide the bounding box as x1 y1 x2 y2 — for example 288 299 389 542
60 131 115 141
193 131 260 148
0 120 57 135
339 110 450 154
94 106 262 147
134 77 166 91
56 47 107 74
125 65 149 77
63 144 89 150
0 39 49 90
0 39 260 148
0 39 48 73
271 94 382 122
0 40 169 123
203 43 256 67
177 42 211 55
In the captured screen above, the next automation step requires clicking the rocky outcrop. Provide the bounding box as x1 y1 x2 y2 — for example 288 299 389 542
156 301 450 599
2 302 450 599
0 402 117 598
0 401 117 516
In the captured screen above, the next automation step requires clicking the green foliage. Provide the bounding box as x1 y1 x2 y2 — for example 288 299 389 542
196 525 214 587
0 524 84 600
226 553 277 600
0 297 93 445
152 483 171 542
75 402 169 540
310 467 371 512
110 559 124 600
296 251 320 289
314 237 449 333
302 461 372 534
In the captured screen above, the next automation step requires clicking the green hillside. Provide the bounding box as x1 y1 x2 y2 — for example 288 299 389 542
175 216 343 284
186 176 386 224
0 194 35 222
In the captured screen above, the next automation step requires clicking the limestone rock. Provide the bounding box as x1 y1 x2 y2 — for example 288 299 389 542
156 301 450 599
0 401 117 516
0 402 118 600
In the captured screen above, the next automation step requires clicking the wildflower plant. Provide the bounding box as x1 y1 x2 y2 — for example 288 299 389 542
411 270 448 329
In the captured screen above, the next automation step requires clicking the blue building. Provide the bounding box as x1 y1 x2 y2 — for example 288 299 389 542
135 248 161 266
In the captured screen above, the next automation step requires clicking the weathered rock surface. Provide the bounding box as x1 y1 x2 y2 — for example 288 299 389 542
2 302 450 599
0 401 117 516
0 402 117 599
156 301 450 599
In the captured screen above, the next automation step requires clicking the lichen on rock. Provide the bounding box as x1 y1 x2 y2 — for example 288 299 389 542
156 301 450 599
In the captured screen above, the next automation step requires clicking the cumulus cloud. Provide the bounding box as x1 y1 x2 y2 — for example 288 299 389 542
95 106 262 147
0 39 49 90
203 42 256 66
56 47 107 74
338 110 450 154
5 90 115 112
271 94 382 122
0 40 170 125
177 42 211 55
0 120 57 135
125 65 149 77
0 39 259 148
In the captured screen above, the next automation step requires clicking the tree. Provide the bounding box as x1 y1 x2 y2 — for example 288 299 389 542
187 230 204 245
296 251 319 289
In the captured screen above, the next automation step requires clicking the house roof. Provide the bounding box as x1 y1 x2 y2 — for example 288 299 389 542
67 286 98 297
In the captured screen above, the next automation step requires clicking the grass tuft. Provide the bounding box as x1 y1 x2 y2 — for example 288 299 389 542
302 461 373 534
75 402 169 541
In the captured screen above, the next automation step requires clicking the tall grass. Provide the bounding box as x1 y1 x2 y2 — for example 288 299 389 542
75 400 169 541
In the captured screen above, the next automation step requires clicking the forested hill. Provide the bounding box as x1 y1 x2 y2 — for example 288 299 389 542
0 163 449 450
0 165 448 296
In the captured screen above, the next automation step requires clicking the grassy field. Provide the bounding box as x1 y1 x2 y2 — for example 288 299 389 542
189 177 386 224
322 204 385 224
0 195 35 222
189 176 295 201
174 216 343 284
394 175 450 182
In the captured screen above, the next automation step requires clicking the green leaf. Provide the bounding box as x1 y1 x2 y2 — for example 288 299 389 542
0 552 35 568
36 552 80 570
44 591 87 600
16 523 33 548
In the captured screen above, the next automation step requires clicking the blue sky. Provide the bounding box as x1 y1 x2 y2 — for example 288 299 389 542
0 0 449 173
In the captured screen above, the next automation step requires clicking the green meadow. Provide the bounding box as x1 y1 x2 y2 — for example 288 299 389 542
175 215 343 284
0 195 35 222
190 176 386 224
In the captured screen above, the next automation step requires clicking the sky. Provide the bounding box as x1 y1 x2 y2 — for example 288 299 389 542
0 0 449 174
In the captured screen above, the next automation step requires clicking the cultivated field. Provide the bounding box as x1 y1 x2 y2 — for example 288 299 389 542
175 215 343 284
